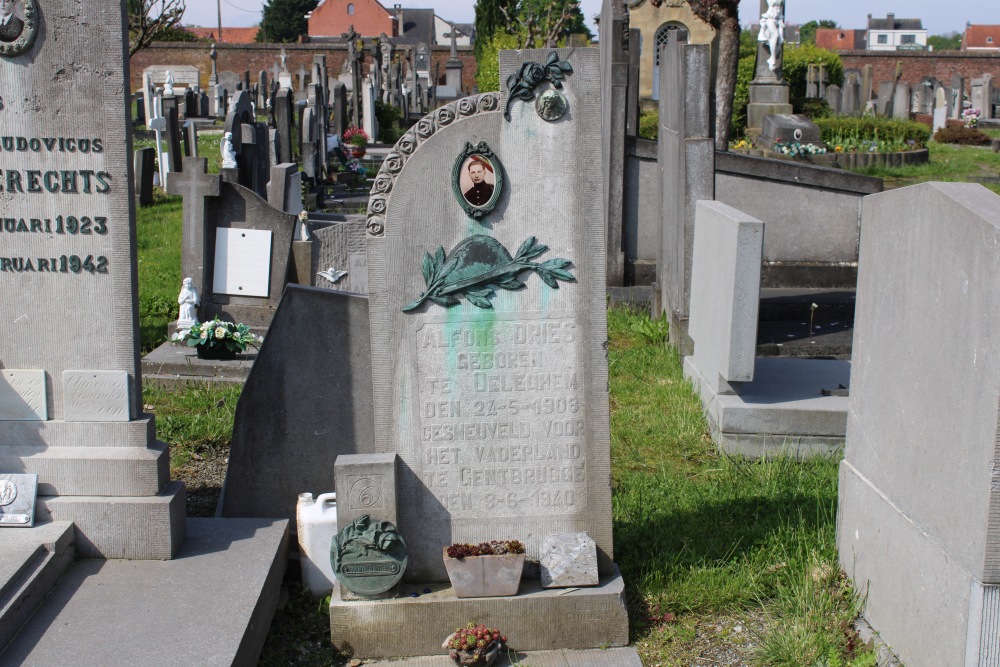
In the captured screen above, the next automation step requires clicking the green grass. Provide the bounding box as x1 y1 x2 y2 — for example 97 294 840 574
846 138 1000 195
142 383 241 468
137 195 183 353
607 308 875 666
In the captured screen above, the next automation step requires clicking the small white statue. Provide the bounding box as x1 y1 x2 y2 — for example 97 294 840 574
297 210 311 241
758 0 785 73
164 70 175 96
221 131 237 168
177 277 199 327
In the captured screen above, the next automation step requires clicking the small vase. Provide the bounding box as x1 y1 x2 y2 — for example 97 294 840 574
442 548 524 598
347 145 367 159
196 345 238 360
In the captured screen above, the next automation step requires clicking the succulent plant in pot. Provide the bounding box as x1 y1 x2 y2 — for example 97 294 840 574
443 540 526 598
443 622 507 666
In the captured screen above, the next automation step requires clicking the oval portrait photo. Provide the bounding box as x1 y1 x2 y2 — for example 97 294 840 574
452 142 504 220
0 0 38 57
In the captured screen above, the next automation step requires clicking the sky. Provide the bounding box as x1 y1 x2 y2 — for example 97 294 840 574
185 1 991 40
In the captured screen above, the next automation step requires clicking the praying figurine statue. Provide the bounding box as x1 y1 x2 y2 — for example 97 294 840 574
758 0 785 73
163 70 175 96
177 277 199 328
221 131 237 168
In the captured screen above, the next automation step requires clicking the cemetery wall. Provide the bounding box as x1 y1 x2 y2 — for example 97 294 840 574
129 43 478 94
839 51 1000 92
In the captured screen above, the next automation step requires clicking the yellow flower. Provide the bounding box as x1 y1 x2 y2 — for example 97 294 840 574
834 145 843 153
215 327 227 339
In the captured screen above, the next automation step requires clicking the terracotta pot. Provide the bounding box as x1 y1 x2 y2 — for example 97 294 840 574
442 548 524 598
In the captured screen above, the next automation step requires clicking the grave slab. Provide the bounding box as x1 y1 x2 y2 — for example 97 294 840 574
0 518 288 667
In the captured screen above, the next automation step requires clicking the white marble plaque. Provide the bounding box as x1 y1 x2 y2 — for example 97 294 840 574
0 474 38 527
214 228 273 297
0 370 47 421
63 370 130 422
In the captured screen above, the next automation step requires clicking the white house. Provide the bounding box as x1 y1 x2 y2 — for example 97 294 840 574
866 13 928 51
434 15 472 46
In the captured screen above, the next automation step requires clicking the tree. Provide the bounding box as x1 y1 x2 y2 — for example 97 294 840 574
686 0 741 150
928 32 962 51
475 0 518 59
128 0 186 57
799 19 838 46
256 0 318 43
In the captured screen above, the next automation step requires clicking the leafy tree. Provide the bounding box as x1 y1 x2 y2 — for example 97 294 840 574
928 32 962 51
128 0 186 56
256 0 318 43
520 0 593 42
782 43 843 98
686 0 741 149
799 19 838 46
475 0 518 59
476 30 527 92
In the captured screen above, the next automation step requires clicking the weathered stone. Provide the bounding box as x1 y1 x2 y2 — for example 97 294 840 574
0 370 47 421
0 0 184 558
334 454 398 529
839 183 1000 667
443 551 525 598
540 532 598 588
220 287 374 522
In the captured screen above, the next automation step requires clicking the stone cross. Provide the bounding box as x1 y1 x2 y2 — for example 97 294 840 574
444 23 460 59
166 157 221 298
297 64 307 93
209 44 218 86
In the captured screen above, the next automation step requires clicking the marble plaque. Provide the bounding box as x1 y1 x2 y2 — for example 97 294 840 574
213 227 273 297
63 370 130 422
143 65 201 88
0 473 38 527
0 370 47 421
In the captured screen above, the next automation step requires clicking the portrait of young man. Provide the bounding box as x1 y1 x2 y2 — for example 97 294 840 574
462 155 495 207
0 0 24 43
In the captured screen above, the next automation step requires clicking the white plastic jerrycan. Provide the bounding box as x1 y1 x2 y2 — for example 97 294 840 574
296 492 338 596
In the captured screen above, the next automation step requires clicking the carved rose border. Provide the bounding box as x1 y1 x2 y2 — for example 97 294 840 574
366 92 500 238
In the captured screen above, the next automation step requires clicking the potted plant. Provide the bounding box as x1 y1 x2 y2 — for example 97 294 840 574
171 318 262 360
443 623 507 666
342 125 369 159
443 540 525 598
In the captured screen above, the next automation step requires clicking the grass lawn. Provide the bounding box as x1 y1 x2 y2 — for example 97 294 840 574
847 136 1000 195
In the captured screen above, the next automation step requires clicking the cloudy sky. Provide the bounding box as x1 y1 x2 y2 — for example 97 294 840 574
184 1 986 39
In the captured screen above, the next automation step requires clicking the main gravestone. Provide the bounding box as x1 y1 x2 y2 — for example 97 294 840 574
330 47 629 659
0 0 184 557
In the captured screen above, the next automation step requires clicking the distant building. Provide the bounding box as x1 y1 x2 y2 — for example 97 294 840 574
434 15 473 47
307 0 398 39
866 13 927 51
624 0 715 106
962 24 1000 51
187 27 259 44
815 28 866 51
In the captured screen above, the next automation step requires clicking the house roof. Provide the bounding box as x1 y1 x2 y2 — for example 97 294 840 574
397 8 435 46
868 16 924 31
964 24 1000 49
187 27 259 44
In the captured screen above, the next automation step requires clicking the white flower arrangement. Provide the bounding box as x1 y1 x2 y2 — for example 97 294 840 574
171 318 262 354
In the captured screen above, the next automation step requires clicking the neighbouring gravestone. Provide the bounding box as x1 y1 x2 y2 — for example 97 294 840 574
876 81 894 116
134 147 156 207
839 183 1000 667
756 114 822 151
168 156 296 329
219 287 375 522
312 218 368 295
0 0 184 557
332 47 629 659
218 71 241 97
892 83 910 121
143 65 200 89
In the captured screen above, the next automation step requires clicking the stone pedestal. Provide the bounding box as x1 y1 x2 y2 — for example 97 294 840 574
445 60 463 93
748 80 793 132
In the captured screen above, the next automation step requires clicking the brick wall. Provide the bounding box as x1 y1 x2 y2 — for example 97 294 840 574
129 42 479 95
839 51 1000 92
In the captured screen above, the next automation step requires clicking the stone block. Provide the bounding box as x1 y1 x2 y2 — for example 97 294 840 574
0 518 288 667
334 453 398 529
540 532 599 588
330 567 630 658
839 182 1000 665
687 201 763 394
220 287 374 522
757 114 821 150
